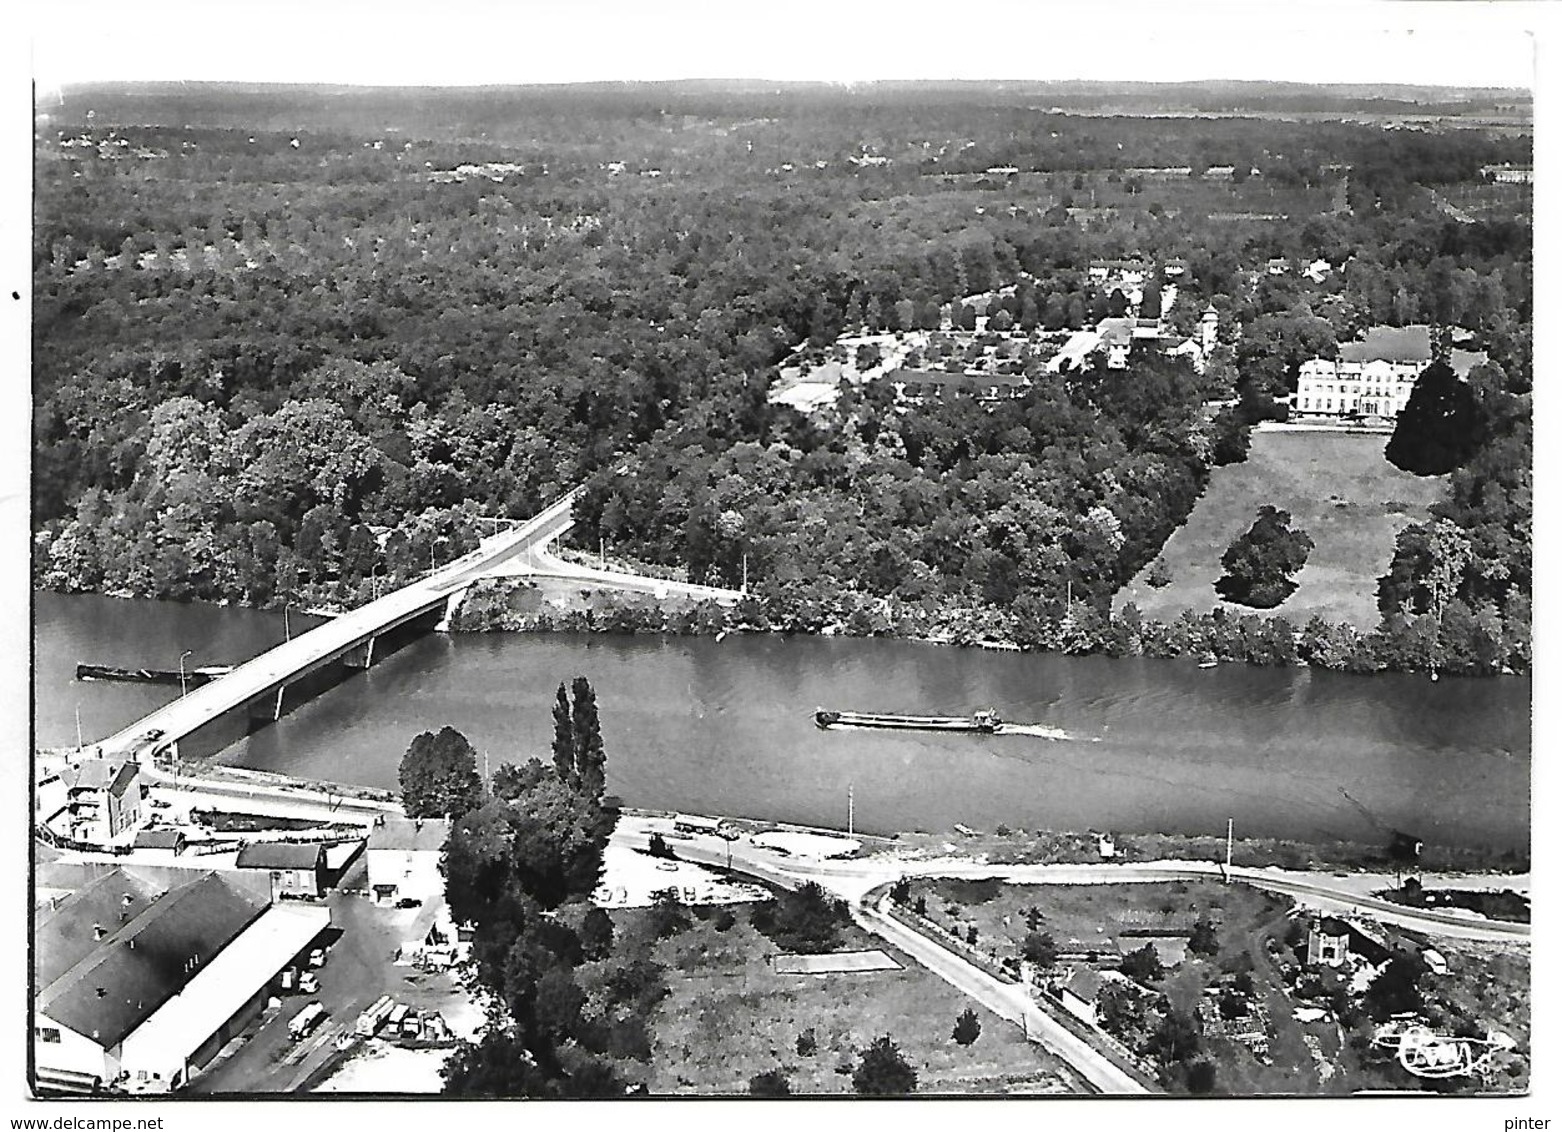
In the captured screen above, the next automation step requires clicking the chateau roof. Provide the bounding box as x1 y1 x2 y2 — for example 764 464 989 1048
1339 325 1432 365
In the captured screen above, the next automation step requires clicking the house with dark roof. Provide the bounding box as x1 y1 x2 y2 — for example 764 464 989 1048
1059 968 1106 1025
132 829 187 856
888 367 1030 404
1307 917 1351 968
368 816 451 905
33 868 328 1094
51 757 143 845
234 841 327 899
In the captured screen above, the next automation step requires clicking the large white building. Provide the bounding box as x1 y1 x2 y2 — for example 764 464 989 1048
33 867 329 1095
367 816 451 905
1296 325 1488 420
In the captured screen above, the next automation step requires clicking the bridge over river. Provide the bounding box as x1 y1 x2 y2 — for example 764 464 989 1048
92 489 741 765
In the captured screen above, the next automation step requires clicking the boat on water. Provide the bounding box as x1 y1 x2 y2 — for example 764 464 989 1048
815 708 1003 733
76 663 233 687
1197 651 1220 669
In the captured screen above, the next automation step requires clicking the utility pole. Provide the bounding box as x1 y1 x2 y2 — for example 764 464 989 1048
848 782 855 837
1225 817 1234 880
75 704 83 753
742 552 748 594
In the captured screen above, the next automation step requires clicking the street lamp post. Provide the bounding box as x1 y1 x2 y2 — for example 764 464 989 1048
179 650 193 697
284 602 292 642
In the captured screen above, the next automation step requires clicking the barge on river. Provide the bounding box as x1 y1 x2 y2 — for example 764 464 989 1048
815 708 1003 733
76 662 233 687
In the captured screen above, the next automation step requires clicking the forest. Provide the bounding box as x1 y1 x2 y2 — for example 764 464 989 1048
32 82 1532 674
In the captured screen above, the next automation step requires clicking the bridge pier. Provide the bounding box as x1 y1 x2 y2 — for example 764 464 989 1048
342 635 376 670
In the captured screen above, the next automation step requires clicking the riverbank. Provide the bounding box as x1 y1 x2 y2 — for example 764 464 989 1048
445 575 1528 679
164 746 1518 880
38 592 1529 856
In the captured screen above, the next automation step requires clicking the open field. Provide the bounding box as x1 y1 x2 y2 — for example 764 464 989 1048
1116 429 1446 628
630 902 1078 1095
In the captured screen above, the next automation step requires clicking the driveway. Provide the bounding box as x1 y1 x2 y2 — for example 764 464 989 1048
189 892 472 1093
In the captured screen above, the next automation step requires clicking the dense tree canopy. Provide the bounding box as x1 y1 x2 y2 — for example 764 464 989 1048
1386 360 1480 475
31 83 1529 676
1216 506 1315 609
398 726 483 819
439 680 634 1097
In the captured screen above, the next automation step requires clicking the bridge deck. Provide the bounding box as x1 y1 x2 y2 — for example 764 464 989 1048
94 493 581 759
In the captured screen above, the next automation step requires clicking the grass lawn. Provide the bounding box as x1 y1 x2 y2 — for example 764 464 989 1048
630 903 1078 1095
1116 429 1446 628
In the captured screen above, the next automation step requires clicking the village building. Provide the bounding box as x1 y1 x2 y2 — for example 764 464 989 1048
1303 258 1334 284
1481 164 1534 184
33 867 329 1095
1087 258 1149 289
367 816 451 905
131 828 187 857
1047 328 1103 374
1295 325 1488 420
888 367 1030 403
1059 968 1105 1026
234 841 327 900
1307 917 1352 968
46 757 144 846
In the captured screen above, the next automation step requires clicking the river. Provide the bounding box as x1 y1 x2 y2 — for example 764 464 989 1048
33 593 1531 852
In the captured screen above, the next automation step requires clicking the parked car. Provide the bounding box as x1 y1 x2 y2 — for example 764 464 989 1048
299 971 320 995
395 897 422 909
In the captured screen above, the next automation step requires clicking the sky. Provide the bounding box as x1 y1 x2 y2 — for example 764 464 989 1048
23 0 1543 93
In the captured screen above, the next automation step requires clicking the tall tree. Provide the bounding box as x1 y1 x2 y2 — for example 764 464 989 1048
570 676 607 799
399 725 483 819
552 683 575 786
1385 360 1480 475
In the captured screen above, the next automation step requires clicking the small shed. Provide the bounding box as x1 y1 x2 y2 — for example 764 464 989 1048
1306 917 1351 968
235 842 327 899
132 829 186 855
1060 968 1105 1026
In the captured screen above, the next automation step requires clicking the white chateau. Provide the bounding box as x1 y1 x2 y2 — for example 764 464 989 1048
1296 325 1487 421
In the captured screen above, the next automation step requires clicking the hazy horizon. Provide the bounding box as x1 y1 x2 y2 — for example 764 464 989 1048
26 0 1538 96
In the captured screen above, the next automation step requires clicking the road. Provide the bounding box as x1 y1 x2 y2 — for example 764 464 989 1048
854 894 1148 1093
93 491 584 762
613 816 1529 1094
614 823 1147 1093
486 532 744 604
